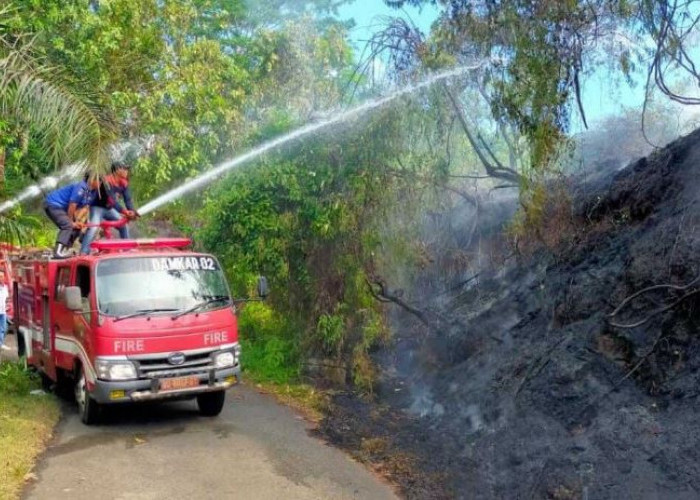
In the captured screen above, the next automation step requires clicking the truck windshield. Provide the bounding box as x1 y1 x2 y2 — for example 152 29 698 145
96 256 231 317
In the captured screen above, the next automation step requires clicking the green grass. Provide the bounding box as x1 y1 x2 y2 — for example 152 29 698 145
0 361 60 500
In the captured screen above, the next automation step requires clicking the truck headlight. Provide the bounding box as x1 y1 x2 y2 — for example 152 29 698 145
214 351 234 368
95 359 137 380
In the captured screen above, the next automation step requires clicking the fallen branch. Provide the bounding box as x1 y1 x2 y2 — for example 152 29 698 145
609 289 700 329
609 273 700 317
608 271 700 328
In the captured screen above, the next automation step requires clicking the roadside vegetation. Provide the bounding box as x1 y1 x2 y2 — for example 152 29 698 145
1 0 699 397
0 360 60 500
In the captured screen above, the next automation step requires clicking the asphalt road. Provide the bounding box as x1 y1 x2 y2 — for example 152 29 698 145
20 380 397 499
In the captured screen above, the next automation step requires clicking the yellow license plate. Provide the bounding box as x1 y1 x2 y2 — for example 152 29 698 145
159 376 200 391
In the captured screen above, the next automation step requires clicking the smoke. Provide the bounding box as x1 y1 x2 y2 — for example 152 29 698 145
572 100 700 175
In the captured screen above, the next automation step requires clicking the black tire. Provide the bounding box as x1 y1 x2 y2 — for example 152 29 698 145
197 391 225 417
74 367 100 425
55 369 75 400
16 335 28 371
40 371 53 391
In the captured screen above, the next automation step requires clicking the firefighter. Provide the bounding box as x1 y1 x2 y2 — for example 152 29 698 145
79 161 138 254
44 174 99 258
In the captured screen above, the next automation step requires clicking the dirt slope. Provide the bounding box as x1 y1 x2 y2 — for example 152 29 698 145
320 128 700 499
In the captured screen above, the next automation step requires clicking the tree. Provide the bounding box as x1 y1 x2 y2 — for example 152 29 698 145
381 0 700 170
0 5 116 174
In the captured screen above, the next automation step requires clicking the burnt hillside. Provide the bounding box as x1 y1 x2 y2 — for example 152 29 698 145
320 128 700 499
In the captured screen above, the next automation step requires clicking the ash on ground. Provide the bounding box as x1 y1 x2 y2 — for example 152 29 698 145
319 128 700 499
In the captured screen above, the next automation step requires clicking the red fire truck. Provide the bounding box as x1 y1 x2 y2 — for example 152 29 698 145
11 223 265 424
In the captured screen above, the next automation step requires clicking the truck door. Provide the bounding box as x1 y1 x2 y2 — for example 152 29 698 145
53 264 73 343
73 265 93 350
42 291 50 349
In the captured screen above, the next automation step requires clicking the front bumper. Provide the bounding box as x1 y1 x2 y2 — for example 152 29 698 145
91 365 240 404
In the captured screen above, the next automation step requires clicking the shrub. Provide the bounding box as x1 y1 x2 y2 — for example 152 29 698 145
238 302 301 383
0 361 40 395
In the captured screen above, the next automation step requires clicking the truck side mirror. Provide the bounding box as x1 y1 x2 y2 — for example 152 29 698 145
257 276 269 300
65 286 83 311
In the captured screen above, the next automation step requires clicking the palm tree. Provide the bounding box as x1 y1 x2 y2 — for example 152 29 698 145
0 5 117 177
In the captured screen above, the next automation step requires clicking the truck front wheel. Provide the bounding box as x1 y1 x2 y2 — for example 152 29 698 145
197 391 225 417
75 368 100 425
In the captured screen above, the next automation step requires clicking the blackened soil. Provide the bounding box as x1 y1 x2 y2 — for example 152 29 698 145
317 392 454 500
319 128 700 499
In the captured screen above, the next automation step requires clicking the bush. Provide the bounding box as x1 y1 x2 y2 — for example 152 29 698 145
240 337 299 383
0 361 40 395
238 302 301 383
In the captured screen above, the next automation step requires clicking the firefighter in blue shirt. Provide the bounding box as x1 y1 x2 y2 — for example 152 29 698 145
44 174 99 258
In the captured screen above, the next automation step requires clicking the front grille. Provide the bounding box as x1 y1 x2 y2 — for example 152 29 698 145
132 349 215 378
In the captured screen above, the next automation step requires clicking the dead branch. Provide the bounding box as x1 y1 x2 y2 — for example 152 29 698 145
390 160 480 207
443 84 523 185
609 274 700 317
477 83 524 172
608 273 700 328
366 276 438 331
608 288 700 329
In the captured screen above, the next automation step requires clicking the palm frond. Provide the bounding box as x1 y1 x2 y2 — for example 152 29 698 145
0 212 41 246
0 5 117 173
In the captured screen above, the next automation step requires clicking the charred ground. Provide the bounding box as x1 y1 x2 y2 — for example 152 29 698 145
318 128 700 499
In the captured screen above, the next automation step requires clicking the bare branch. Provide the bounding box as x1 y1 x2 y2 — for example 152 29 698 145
443 84 523 185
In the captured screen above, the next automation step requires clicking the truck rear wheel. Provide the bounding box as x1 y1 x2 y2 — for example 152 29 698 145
75 368 100 425
16 334 27 370
197 391 225 417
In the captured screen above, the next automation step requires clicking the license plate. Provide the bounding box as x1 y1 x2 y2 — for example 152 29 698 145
159 376 200 391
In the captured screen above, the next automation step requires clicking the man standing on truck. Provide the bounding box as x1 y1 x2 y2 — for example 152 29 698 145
44 174 99 258
0 271 8 351
79 161 138 254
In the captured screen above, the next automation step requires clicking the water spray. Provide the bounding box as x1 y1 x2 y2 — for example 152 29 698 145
0 66 480 217
0 162 86 214
0 137 155 215
138 64 482 215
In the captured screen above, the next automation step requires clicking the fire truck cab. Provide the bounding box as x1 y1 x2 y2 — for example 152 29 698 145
12 237 257 425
